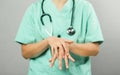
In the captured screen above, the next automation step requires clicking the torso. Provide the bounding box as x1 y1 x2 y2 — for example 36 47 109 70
28 0 92 75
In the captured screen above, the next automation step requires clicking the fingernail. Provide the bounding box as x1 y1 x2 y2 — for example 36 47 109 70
66 66 69 69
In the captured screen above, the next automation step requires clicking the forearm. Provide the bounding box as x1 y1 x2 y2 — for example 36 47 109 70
21 39 49 59
69 42 99 56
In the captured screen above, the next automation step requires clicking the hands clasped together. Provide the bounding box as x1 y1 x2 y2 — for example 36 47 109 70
46 36 75 70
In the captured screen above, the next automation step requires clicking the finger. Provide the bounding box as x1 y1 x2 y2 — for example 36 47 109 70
58 52 63 70
50 46 58 67
61 41 69 55
51 46 54 57
58 46 65 70
64 55 69 69
55 46 59 57
56 42 65 57
50 54 57 67
49 46 55 62
59 45 64 57
68 55 75 62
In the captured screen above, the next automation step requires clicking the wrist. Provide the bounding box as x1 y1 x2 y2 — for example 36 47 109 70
69 42 75 51
45 38 49 45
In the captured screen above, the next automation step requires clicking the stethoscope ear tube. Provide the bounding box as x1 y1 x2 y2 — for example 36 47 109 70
40 14 52 25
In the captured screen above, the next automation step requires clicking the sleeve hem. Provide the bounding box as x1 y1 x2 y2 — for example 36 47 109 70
85 40 104 45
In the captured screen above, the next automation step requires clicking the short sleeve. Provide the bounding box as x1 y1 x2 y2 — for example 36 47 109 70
15 4 36 44
85 3 104 44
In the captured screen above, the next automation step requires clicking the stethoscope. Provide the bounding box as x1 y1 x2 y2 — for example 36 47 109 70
40 0 75 36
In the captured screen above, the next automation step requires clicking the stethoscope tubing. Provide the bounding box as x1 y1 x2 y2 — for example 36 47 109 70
40 0 76 36
40 14 52 25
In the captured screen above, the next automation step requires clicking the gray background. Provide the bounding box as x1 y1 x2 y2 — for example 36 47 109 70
0 0 120 75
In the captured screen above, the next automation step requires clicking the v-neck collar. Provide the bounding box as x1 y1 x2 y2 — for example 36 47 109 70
48 0 72 14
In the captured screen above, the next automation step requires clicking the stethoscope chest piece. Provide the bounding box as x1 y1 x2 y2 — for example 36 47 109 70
67 26 76 36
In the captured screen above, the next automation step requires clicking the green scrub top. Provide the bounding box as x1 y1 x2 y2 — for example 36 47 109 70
15 0 104 75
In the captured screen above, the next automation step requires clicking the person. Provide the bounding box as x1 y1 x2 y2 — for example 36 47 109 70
15 0 104 75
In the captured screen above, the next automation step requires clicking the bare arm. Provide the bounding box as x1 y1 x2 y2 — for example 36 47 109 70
69 42 100 56
21 36 73 59
21 39 49 59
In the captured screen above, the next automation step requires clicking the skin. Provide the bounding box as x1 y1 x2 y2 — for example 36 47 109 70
47 37 75 69
21 0 100 70
22 36 75 69
22 36 99 70
52 0 68 11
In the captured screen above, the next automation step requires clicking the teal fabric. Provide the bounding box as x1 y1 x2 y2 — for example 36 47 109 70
15 0 104 75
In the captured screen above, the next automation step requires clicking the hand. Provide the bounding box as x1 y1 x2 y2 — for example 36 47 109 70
48 37 75 69
46 36 73 68
49 42 75 69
